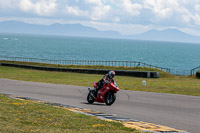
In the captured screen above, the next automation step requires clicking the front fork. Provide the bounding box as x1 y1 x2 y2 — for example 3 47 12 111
88 88 96 98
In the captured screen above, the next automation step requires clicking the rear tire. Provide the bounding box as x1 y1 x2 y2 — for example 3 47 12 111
105 92 116 106
87 92 94 104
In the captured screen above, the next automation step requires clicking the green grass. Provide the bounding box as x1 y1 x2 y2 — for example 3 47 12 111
0 65 200 96
0 94 139 133
0 60 172 78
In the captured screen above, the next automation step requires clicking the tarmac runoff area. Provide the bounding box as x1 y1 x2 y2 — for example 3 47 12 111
5 94 189 133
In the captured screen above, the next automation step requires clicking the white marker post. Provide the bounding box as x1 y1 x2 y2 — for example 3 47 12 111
142 80 146 86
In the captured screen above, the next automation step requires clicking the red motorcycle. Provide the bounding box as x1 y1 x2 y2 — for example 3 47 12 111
87 81 119 106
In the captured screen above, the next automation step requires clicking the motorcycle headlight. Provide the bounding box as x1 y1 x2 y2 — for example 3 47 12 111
114 81 118 87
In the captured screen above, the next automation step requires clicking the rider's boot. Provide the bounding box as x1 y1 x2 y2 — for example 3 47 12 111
93 87 98 98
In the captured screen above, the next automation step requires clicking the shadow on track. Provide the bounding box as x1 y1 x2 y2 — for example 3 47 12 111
81 102 106 106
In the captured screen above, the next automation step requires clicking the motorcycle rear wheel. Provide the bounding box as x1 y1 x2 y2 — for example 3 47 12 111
87 92 94 104
105 92 116 106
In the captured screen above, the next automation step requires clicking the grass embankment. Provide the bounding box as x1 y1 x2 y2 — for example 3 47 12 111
0 61 200 96
0 94 138 133
0 60 171 78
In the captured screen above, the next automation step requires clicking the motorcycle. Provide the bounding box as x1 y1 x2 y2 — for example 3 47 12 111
87 81 119 106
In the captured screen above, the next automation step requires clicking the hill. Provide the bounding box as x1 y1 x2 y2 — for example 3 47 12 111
0 20 121 38
0 20 200 43
128 29 200 43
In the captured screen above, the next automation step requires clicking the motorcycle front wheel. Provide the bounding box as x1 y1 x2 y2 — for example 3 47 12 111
87 92 94 104
105 92 116 106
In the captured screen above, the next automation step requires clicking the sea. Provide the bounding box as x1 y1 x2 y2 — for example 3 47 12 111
1 33 200 75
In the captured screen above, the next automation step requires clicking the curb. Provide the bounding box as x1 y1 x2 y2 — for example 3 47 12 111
4 94 189 133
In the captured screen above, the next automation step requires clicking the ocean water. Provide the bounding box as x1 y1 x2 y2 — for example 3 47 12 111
0 33 200 72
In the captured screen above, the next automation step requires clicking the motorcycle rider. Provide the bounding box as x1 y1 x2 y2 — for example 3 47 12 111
93 70 115 97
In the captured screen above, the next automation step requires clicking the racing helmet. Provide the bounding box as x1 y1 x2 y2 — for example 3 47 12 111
108 71 115 79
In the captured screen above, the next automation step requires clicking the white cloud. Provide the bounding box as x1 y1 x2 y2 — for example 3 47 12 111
0 0 200 35
0 0 18 9
84 0 102 5
64 5 88 17
192 14 200 25
84 0 111 20
143 0 175 19
195 4 200 11
113 17 120 22
90 4 110 20
19 0 57 16
20 0 32 11
182 15 191 24
120 0 142 16
63 0 111 21
139 0 200 28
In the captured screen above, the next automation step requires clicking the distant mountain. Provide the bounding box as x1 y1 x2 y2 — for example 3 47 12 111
0 20 121 38
127 29 200 43
0 20 200 43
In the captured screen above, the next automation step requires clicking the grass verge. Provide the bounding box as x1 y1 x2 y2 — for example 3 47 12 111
0 94 139 133
0 60 172 78
0 65 200 96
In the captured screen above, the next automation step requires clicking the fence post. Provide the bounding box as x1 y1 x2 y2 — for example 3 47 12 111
1 56 177 74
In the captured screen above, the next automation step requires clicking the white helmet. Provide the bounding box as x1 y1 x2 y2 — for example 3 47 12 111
108 71 115 79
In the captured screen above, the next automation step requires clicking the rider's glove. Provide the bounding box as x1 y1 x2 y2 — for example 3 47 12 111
104 80 110 84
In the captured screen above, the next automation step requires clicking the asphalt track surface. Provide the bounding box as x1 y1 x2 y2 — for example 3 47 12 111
0 78 199 133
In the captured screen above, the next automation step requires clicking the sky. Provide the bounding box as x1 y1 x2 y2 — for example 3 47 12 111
0 0 200 36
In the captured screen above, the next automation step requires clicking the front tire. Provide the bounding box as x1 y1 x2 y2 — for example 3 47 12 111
87 92 94 104
105 92 116 106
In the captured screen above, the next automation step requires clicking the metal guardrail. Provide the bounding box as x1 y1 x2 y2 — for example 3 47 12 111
0 56 171 73
169 69 191 76
191 66 200 75
2 56 200 76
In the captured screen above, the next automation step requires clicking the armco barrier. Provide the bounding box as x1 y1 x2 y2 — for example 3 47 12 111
196 72 200 78
0 63 159 78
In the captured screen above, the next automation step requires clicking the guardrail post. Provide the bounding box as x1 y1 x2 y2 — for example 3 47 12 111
1 56 176 75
